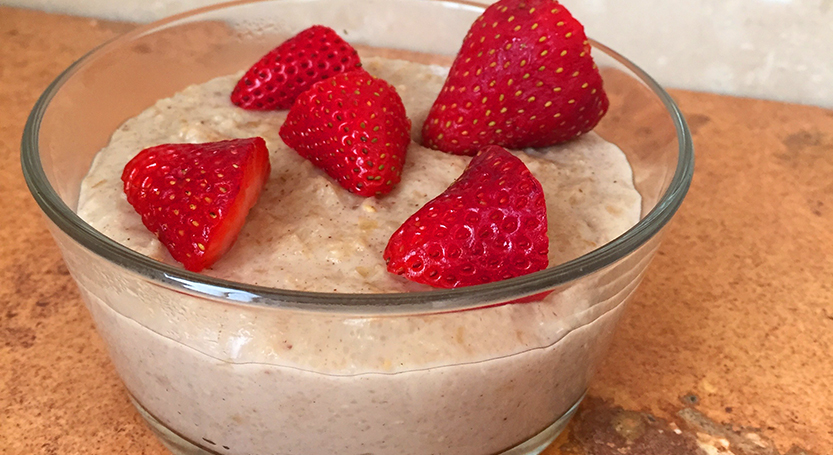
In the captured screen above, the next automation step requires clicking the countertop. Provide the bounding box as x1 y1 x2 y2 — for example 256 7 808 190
1 6 831 455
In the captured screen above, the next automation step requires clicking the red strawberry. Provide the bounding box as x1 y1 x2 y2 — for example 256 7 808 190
121 137 271 272
280 68 411 197
231 25 362 110
384 145 548 289
422 0 608 155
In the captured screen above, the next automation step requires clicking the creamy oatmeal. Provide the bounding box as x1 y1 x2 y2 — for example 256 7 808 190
74 56 641 454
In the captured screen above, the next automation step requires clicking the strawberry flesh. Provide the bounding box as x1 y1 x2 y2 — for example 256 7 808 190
231 25 362 110
279 68 411 197
384 145 548 289
422 0 609 155
122 137 271 272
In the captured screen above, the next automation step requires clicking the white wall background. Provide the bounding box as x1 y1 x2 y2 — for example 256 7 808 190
3 0 832 108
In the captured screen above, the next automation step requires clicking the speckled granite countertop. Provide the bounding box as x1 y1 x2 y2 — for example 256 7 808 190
1 6 831 455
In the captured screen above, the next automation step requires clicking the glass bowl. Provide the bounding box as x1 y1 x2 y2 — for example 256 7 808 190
21 0 694 454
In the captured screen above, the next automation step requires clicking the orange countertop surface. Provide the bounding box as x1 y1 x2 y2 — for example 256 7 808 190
1 7 831 455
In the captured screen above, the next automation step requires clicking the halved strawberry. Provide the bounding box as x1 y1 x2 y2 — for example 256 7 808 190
231 25 362 110
279 68 411 197
422 0 609 155
384 145 548 289
121 137 271 272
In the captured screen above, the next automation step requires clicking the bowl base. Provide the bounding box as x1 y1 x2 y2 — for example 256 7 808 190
130 393 583 455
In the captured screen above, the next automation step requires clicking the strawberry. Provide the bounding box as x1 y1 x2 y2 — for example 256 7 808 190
231 25 362 110
121 137 271 272
279 68 411 197
384 145 548 289
422 0 608 155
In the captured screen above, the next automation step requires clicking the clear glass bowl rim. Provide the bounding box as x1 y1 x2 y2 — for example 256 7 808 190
21 0 694 314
